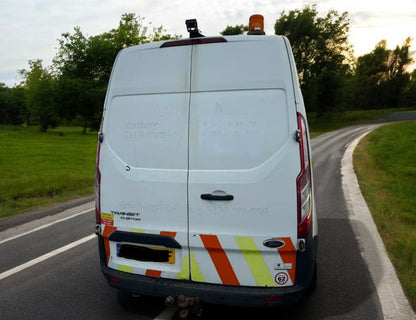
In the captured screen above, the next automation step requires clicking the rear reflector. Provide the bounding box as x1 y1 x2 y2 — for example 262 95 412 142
265 296 281 302
109 277 121 284
160 37 227 48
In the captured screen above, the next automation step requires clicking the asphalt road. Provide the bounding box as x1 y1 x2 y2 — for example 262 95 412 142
0 124 390 319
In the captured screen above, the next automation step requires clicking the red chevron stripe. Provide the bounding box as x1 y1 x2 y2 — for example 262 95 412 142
200 234 240 285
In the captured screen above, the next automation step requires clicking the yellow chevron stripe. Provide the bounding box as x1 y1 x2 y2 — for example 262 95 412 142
235 237 275 286
190 251 205 282
176 255 189 279
175 251 205 281
118 265 133 273
129 228 145 233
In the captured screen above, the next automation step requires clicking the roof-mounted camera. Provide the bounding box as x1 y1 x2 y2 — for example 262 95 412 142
186 19 205 38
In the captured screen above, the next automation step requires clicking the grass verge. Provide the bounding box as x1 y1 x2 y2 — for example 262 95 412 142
0 125 97 219
307 108 413 137
354 121 416 311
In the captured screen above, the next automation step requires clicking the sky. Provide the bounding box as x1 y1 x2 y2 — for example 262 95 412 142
1 0 416 87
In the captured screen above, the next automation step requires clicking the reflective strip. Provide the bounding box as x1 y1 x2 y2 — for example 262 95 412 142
175 250 204 281
107 227 182 278
145 231 177 277
235 236 275 286
145 269 162 277
118 265 133 273
176 255 189 280
277 237 296 284
161 231 177 238
200 234 240 285
103 225 117 264
130 228 145 233
189 250 205 282
105 227 295 287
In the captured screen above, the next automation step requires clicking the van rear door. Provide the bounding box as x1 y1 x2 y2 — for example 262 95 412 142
100 44 192 279
187 38 300 287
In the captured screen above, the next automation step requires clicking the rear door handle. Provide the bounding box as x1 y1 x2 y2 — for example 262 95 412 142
200 194 234 201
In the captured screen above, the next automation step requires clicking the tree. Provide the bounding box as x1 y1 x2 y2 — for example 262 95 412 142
351 38 413 109
0 83 26 125
386 38 413 107
53 27 89 79
54 13 177 84
52 13 176 131
56 75 105 132
220 24 248 35
0 83 11 123
275 6 353 115
403 70 416 107
19 60 58 131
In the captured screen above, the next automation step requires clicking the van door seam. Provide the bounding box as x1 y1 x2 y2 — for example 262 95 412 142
186 45 194 280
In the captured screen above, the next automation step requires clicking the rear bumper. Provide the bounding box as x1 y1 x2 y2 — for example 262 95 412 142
98 235 317 308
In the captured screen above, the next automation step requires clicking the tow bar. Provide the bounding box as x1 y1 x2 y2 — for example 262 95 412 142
165 295 203 319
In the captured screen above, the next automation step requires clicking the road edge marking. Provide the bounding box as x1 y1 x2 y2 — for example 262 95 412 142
153 306 179 320
0 234 95 281
0 207 93 245
341 126 416 320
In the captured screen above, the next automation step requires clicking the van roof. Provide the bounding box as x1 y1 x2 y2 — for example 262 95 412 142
121 35 286 52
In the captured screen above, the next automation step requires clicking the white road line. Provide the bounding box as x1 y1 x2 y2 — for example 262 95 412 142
0 207 93 245
153 307 179 320
0 234 95 281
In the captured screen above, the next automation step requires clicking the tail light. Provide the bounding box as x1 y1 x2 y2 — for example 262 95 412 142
95 120 103 225
296 113 312 238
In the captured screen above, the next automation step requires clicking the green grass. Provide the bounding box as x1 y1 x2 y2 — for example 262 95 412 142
354 121 416 311
0 125 97 219
307 108 414 137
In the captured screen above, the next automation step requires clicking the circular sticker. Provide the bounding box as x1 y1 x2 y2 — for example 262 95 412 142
275 272 289 285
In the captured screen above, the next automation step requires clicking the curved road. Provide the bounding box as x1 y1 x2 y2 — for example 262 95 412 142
0 123 400 319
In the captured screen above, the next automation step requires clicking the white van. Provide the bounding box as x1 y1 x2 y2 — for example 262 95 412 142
95 17 317 309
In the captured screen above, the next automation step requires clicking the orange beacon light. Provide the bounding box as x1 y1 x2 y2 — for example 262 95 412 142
248 14 265 35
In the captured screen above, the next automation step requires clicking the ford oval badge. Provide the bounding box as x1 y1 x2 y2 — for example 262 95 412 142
263 239 285 249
